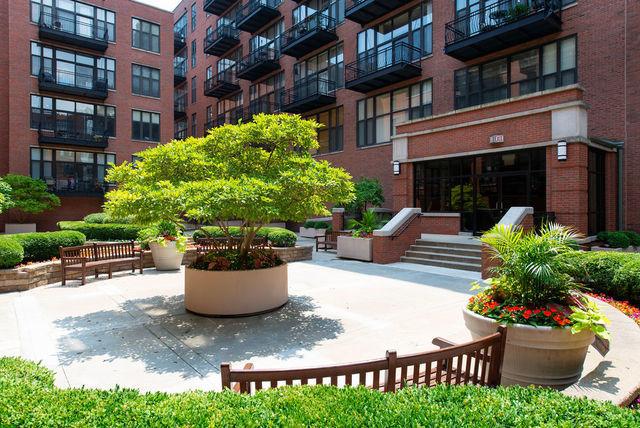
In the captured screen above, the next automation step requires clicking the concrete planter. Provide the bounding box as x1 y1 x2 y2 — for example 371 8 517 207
184 264 288 317
4 223 36 234
149 241 184 271
463 308 594 388
591 245 638 253
337 236 373 262
299 227 327 238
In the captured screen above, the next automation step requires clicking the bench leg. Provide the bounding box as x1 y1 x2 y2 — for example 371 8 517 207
81 269 86 286
108 265 112 279
61 270 66 286
95 269 98 279
132 262 135 273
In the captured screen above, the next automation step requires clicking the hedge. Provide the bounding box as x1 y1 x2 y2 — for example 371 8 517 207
597 231 631 249
83 212 133 224
0 358 638 427
194 226 298 248
58 221 145 241
11 231 85 262
560 251 640 303
0 238 24 269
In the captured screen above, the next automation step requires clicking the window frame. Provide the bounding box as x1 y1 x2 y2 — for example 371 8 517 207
132 17 160 53
131 63 161 98
131 109 160 142
305 106 344 154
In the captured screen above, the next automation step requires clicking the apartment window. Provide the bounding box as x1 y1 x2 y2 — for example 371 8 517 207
30 94 115 137
175 119 187 140
132 110 160 142
357 1 432 58
205 105 213 130
217 92 243 124
357 80 432 147
30 147 115 194
249 73 284 113
305 106 343 154
191 40 197 68
30 0 115 42
132 18 160 53
191 3 197 31
250 20 283 53
191 76 197 103
294 43 343 87
206 66 213 80
132 64 160 98
191 113 197 136
174 13 187 44
454 36 577 109
217 47 242 73
293 0 345 25
31 42 116 90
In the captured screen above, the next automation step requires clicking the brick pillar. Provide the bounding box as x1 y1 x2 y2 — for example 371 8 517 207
332 208 345 231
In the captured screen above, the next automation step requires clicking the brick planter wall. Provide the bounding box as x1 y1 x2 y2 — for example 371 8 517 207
0 245 313 294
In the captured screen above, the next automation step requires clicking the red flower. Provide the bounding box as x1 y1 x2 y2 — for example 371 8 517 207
543 310 552 317
523 310 532 319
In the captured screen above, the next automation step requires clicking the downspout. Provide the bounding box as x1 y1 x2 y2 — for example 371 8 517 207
616 143 624 230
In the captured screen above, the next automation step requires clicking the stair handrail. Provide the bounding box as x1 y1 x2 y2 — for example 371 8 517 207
373 208 422 239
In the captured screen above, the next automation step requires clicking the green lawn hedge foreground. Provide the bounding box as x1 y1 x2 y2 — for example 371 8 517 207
0 237 24 269
1 358 638 428
194 226 298 248
0 231 86 268
58 221 145 241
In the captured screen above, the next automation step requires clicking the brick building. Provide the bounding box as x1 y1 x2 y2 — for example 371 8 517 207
175 0 638 236
0 0 174 230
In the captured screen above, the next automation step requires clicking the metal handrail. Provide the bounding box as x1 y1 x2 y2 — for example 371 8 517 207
173 57 187 77
39 9 108 41
345 42 422 83
445 0 562 46
204 24 240 48
174 128 188 140
282 76 337 106
238 43 279 72
174 92 187 112
237 0 280 22
281 11 336 48
38 68 107 92
37 119 109 144
205 67 239 90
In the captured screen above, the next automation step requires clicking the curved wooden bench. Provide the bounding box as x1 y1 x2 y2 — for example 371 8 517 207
60 242 143 285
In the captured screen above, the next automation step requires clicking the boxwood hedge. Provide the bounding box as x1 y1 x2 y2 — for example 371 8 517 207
0 357 638 427
58 221 145 241
11 231 85 262
0 238 24 269
194 226 298 248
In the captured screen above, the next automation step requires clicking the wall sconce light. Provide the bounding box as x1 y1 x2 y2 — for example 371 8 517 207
393 161 401 175
557 140 567 162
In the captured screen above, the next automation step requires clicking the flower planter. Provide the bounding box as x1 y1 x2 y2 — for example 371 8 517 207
184 263 288 317
299 227 327 239
337 236 373 262
4 223 36 234
149 241 184 271
463 308 595 388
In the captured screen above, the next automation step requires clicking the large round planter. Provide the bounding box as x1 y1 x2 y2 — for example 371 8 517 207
463 308 594 388
184 263 288 317
149 241 184 271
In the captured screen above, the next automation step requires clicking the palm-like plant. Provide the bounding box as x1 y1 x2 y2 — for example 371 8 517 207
347 209 381 237
481 223 581 307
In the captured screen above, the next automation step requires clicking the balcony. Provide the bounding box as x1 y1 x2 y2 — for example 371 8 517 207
345 43 422 93
204 0 237 15
174 128 188 140
37 122 109 150
246 99 280 119
204 24 241 57
215 108 246 126
174 28 187 53
174 92 187 119
280 12 338 59
345 0 407 26
204 120 215 135
174 57 187 86
38 69 108 100
281 77 337 113
38 10 108 52
236 46 281 81
445 0 562 61
204 68 241 98
236 0 281 34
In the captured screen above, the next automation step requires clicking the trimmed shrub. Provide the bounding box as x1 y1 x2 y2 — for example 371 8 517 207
265 229 297 247
193 226 243 239
193 226 297 247
1 357 639 427
314 221 330 229
597 231 631 248
83 212 134 224
58 221 144 241
623 230 640 247
612 257 640 303
302 220 316 228
12 231 85 262
0 238 24 269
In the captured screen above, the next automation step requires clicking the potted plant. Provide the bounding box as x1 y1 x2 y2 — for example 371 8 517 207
338 210 382 262
465 223 609 388
2 174 60 234
299 220 330 238
105 114 354 316
138 220 187 271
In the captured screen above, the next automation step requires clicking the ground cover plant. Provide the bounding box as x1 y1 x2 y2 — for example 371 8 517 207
1 357 638 427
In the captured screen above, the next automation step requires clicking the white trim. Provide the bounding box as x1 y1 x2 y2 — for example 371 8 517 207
498 207 534 227
373 207 421 237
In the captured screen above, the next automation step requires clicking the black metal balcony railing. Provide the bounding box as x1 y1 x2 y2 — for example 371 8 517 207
38 68 108 100
204 67 241 98
236 0 282 33
204 0 237 15
281 77 337 113
216 108 246 126
174 128 188 140
345 0 407 26
174 57 187 86
37 120 109 149
444 0 562 60
237 45 281 81
204 24 241 56
345 42 422 93
174 28 187 52
281 12 338 58
204 119 215 135
174 92 187 118
38 9 109 52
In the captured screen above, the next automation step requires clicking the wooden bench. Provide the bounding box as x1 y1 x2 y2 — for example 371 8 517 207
194 236 268 255
60 242 144 285
221 326 507 393
315 231 350 252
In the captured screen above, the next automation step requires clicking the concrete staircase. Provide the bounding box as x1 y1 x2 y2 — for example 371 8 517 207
400 235 482 272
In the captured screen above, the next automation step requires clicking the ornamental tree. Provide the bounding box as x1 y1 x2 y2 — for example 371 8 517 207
0 178 12 214
346 177 384 217
105 114 354 256
2 174 60 223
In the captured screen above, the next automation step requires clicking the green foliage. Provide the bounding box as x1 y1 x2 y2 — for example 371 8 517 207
57 221 144 241
597 231 631 248
2 174 60 222
303 220 316 228
569 300 610 339
191 249 283 271
1 357 639 427
0 238 24 269
83 212 133 224
347 209 382 237
624 230 640 247
346 177 384 216
266 229 297 247
194 226 243 239
136 220 187 253
481 223 581 307
11 231 85 262
194 226 297 248
0 178 12 214
105 114 354 257
313 221 330 229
